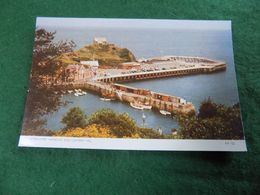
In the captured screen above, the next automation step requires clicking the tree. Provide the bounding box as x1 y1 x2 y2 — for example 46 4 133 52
88 108 137 137
198 97 217 119
22 28 76 133
61 107 87 129
178 101 244 140
32 28 76 78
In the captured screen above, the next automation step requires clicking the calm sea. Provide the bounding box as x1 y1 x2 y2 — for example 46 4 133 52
43 27 240 133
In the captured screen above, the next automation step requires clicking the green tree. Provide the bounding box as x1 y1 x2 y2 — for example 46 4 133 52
178 101 244 140
62 107 87 129
198 97 217 119
88 108 137 137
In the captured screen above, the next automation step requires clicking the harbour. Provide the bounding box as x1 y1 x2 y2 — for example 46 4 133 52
43 28 239 134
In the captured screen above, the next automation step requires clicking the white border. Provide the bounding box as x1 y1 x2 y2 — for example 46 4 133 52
20 18 246 152
18 136 247 151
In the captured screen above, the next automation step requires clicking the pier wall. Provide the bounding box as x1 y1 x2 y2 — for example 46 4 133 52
96 64 226 83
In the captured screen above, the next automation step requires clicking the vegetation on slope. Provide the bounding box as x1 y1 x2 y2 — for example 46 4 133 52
56 108 164 139
177 98 244 140
55 42 136 68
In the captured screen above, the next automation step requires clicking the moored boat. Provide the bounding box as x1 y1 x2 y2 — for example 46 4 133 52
100 98 111 101
142 105 152 109
130 102 144 110
159 110 171 115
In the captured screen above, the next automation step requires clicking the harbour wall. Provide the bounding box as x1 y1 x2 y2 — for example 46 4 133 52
64 81 195 115
95 64 226 83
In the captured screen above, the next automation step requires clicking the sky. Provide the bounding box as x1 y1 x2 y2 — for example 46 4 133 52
36 17 231 31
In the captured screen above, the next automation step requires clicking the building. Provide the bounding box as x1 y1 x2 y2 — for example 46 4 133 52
93 37 107 45
80 60 99 71
118 62 141 70
65 64 92 82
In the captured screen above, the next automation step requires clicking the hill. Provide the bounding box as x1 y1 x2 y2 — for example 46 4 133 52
55 42 136 68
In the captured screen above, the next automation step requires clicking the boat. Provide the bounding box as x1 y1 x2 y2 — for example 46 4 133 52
82 91 87 95
100 98 111 101
142 101 152 109
74 93 79 97
68 90 73 94
77 92 83 96
130 102 144 110
142 105 152 110
159 110 171 115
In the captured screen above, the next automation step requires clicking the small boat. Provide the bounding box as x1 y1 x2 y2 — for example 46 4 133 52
77 92 83 96
142 105 152 110
130 102 144 110
74 93 79 97
68 90 73 94
159 110 171 115
100 98 111 101
82 91 87 95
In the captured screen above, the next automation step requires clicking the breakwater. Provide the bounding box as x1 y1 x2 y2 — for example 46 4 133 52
63 81 195 115
95 62 226 83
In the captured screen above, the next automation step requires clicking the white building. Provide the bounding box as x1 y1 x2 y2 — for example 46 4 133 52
93 37 107 45
80 60 99 68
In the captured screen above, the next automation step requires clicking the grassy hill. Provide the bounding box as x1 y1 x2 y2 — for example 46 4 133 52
55 42 136 68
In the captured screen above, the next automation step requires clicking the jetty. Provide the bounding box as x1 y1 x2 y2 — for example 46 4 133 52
94 56 226 83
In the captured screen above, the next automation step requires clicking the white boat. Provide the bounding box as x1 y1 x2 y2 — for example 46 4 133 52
74 93 79 97
82 91 87 95
68 90 73 94
100 98 111 101
77 92 83 96
159 110 171 115
130 102 144 110
142 105 152 110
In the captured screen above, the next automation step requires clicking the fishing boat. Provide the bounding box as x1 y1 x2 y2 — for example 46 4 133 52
130 102 144 110
159 110 171 115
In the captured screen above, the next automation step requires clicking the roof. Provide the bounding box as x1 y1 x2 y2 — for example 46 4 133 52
80 60 99 67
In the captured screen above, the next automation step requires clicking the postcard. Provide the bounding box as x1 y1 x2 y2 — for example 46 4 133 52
18 17 247 151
